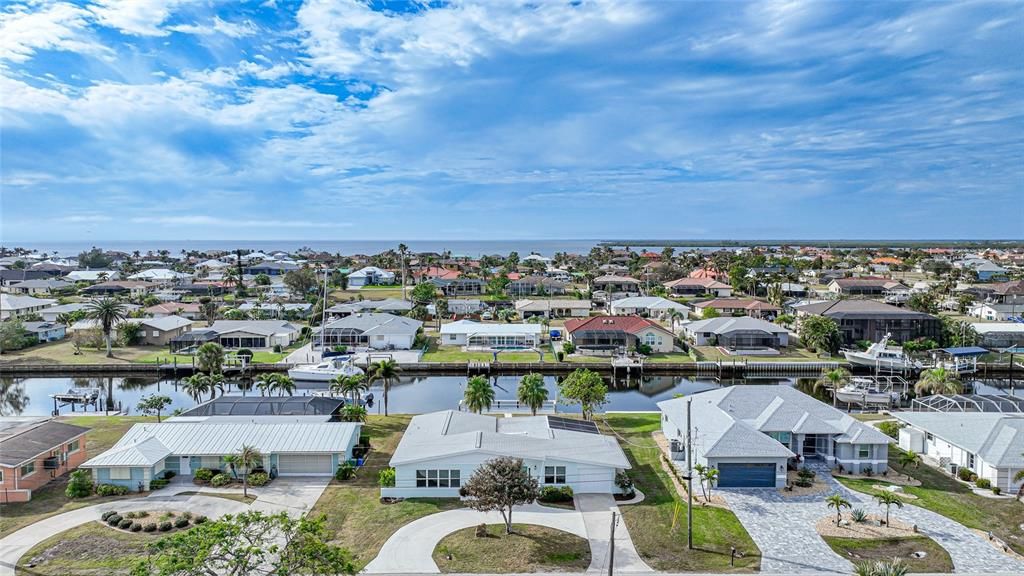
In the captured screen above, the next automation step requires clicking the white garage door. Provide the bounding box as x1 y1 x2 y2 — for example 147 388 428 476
278 454 333 476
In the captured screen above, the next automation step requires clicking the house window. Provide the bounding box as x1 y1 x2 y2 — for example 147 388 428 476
767 431 792 445
968 453 975 469
415 469 460 488
544 466 566 484
857 445 871 459
20 462 36 477
152 330 160 337
109 468 131 480
925 432 934 441
0 469 4 482
68 439 81 453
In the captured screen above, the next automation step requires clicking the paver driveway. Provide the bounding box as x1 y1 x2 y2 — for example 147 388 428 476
721 466 1024 574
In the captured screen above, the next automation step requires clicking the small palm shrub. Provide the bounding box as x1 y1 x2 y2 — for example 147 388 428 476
335 462 355 482
850 508 868 523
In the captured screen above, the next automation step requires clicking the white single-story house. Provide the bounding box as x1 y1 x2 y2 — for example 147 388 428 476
609 296 689 318
81 416 362 491
659 385 892 488
128 269 192 283
208 320 299 349
439 319 543 348
383 410 630 498
968 303 1020 322
893 412 1024 493
429 299 485 316
347 267 396 288
514 299 591 319
319 313 422 350
0 294 55 321
326 298 413 317
681 316 790 349
38 303 90 322
3 279 74 295
65 270 120 283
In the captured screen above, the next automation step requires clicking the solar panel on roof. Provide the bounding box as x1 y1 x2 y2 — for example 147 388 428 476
546 416 599 434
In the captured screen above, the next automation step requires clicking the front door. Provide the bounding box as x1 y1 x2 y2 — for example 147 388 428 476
803 435 818 457
180 456 191 476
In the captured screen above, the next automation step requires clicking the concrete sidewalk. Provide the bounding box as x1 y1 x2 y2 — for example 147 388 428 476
575 493 653 573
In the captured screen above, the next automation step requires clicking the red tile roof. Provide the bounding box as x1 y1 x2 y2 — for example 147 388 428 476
564 316 672 335
688 268 725 280
663 277 731 289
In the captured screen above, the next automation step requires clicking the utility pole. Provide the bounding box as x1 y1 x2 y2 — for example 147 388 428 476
686 397 694 550
608 511 616 576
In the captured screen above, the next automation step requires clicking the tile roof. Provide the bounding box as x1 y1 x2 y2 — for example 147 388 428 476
564 315 672 335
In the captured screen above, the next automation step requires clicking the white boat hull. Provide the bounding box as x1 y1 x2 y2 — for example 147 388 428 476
843 351 919 371
835 390 898 406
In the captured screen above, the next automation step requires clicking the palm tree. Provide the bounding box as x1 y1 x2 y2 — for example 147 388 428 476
463 376 495 414
235 445 264 498
84 298 128 357
196 342 225 374
693 463 708 500
897 450 921 470
330 374 368 405
368 359 401 416
1014 456 1024 497
340 404 368 422
703 467 720 500
874 491 904 526
814 368 851 406
182 374 210 403
826 493 851 525
273 375 295 397
915 367 963 396
516 373 548 416
255 373 277 397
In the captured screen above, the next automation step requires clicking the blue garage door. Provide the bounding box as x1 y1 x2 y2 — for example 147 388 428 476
718 463 775 488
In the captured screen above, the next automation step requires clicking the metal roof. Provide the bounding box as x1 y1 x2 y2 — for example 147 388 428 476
938 346 990 357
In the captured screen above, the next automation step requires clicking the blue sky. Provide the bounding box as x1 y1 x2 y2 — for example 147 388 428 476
1 0 1022 242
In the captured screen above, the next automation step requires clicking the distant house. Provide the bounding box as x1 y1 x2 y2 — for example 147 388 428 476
968 261 1009 282
237 301 314 319
968 303 1021 322
663 277 733 298
128 269 192 283
827 277 907 296
65 270 119 283
609 296 689 318
382 411 630 498
244 261 300 276
82 280 154 297
691 298 780 319
0 294 56 321
347 267 396 289
319 313 422 350
659 386 891 487
0 270 52 287
440 319 542 349
515 299 591 319
3 279 74 295
326 299 413 318
972 322 1024 348
682 317 790 349
591 275 641 301
145 302 202 320
429 299 485 316
988 280 1024 304
137 316 193 347
688 267 726 281
208 320 299 349
506 276 567 297
429 277 485 297
21 321 66 343
793 299 941 345
0 418 89 503
564 316 675 354
894 412 1024 492
413 267 461 282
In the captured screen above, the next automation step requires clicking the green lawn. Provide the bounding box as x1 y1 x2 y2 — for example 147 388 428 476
308 415 463 570
0 416 153 538
598 413 761 571
433 524 590 573
18 522 155 575
645 352 697 363
421 341 551 363
132 351 286 364
0 341 160 365
835 445 1024 555
823 536 953 573
694 346 824 362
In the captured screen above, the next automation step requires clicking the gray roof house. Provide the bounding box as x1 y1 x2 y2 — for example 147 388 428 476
320 313 422 350
893 412 1024 492
682 317 790 349
383 410 630 498
659 386 892 488
208 320 299 349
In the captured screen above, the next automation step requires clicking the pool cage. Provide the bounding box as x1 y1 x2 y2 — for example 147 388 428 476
910 394 1024 413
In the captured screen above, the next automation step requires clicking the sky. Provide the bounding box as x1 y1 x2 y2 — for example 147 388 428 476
1 0 1022 243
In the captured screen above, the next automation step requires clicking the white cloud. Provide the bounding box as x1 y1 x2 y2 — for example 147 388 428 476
0 2 109 63
87 0 197 36
167 16 258 38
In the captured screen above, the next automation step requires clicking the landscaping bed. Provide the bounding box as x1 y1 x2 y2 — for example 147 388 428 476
100 509 205 534
433 524 590 573
823 536 954 573
18 522 153 575
599 413 761 571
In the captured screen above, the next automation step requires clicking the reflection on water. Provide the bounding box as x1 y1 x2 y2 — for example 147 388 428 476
4 373 1017 418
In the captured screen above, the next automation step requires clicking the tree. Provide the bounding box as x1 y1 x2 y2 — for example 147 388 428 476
814 368 851 407
914 367 962 396
368 359 401 416
234 445 264 498
199 297 219 326
557 369 607 421
137 394 172 422
255 373 279 397
459 456 539 534
907 292 939 315
897 449 921 470
330 374 368 405
65 469 94 498
463 376 495 414
85 297 129 357
693 463 709 500
118 321 142 346
767 282 785 308
826 493 851 525
0 320 34 352
283 267 318 297
273 375 296 397
800 315 842 355
701 306 720 319
874 491 904 526
340 404 367 422
182 374 211 403
133 511 355 576
254 273 272 286
702 467 720 501
516 373 548 415
1014 455 1024 496
196 342 225 374
411 283 437 304
77 247 115 269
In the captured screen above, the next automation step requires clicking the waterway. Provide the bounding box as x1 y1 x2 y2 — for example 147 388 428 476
3 373 1018 418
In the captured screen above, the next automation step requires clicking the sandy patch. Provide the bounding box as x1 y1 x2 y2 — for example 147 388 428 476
780 470 830 498
816 513 916 539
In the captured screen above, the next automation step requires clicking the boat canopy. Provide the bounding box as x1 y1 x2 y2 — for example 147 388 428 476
937 346 989 357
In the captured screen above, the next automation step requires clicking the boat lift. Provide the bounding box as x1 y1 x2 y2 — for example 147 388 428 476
50 387 102 415
928 346 989 375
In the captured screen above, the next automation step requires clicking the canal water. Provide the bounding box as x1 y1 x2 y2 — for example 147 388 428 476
2 373 1016 418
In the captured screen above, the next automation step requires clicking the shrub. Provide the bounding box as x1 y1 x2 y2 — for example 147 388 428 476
993 486 1002 495
210 473 232 487
159 521 173 532
273 344 283 353
335 462 355 482
135 511 149 518
248 472 270 487
538 486 574 503
143 523 157 532
125 511 137 519
798 467 816 480
105 514 122 526
193 468 215 484
96 484 130 497
181 511 192 520
150 478 170 490
615 471 635 495
794 478 813 488
101 510 118 521
130 522 143 532
556 351 565 362
119 518 133 529
65 470 94 499
976 478 991 489
850 508 868 523
956 467 974 482
378 467 396 488
969 472 979 482
877 421 903 439
174 517 190 528
162 470 176 480
562 341 575 355
194 515 208 524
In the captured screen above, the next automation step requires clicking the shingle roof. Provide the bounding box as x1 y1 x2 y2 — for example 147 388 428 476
322 313 422 335
0 420 89 467
209 320 297 336
683 317 788 336
0 294 56 311
892 412 1024 467
795 299 936 319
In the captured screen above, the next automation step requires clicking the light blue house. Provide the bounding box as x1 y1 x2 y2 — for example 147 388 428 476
21 321 66 343
347 266 396 289
81 417 361 491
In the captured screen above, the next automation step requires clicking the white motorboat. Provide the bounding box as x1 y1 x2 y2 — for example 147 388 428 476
835 377 900 406
842 333 922 371
288 356 364 382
